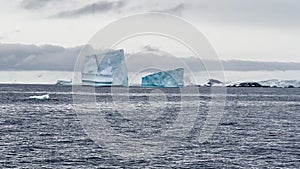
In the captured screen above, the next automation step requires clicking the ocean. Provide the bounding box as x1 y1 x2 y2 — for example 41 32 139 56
0 84 299 168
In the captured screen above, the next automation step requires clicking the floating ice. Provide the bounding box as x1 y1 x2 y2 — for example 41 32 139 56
141 68 184 87
259 79 300 88
225 79 300 88
56 79 72 85
81 49 128 86
207 79 223 87
29 94 50 100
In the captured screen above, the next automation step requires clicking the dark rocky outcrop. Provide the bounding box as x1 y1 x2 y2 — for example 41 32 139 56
238 82 263 87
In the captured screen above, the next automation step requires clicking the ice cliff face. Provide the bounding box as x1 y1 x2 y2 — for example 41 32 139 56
81 49 128 86
141 68 184 87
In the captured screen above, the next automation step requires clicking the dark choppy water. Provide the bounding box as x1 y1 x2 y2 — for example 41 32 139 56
0 84 299 168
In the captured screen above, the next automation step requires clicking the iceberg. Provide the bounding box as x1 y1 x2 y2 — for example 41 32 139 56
141 68 184 87
206 79 223 87
29 94 50 100
56 79 72 86
81 49 128 86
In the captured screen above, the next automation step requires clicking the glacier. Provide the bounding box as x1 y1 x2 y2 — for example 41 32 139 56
81 49 128 86
141 68 184 87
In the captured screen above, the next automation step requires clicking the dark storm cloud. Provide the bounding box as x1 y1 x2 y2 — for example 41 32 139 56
1 43 300 71
20 0 52 10
0 43 81 71
52 1 126 18
126 51 300 72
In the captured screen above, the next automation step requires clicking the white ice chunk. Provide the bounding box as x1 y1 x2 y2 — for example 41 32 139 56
29 94 50 100
56 79 72 85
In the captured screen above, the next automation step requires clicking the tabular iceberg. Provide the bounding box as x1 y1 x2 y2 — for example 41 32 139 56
81 49 128 86
141 68 184 87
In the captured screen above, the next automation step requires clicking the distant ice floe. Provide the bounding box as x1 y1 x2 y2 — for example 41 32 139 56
225 79 300 88
259 79 300 88
56 79 72 85
28 94 50 100
205 79 224 87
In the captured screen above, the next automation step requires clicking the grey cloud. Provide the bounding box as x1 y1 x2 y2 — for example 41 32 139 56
19 0 300 28
155 3 185 15
222 60 300 71
129 0 300 27
142 45 159 52
11 29 21 33
147 0 300 27
0 43 81 71
1 43 300 71
53 1 126 18
21 0 52 10
187 0 300 27
0 30 21 41
126 51 300 72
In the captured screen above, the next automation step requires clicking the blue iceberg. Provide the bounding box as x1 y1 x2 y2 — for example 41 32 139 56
81 49 128 86
141 68 184 87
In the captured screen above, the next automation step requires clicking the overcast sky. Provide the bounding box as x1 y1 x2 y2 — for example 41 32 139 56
0 0 300 63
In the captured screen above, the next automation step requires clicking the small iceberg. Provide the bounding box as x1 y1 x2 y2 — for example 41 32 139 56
56 79 72 86
28 94 50 100
206 79 223 87
141 68 184 87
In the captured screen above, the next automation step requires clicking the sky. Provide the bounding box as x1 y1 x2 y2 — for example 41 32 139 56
0 0 300 70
